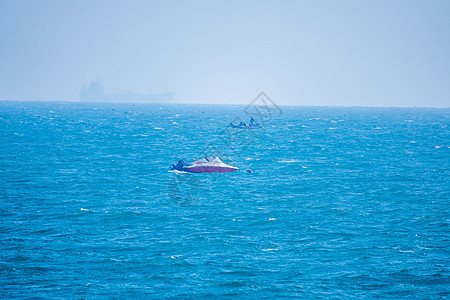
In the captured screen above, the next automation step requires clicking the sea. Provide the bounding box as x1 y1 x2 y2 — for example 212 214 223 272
0 100 449 299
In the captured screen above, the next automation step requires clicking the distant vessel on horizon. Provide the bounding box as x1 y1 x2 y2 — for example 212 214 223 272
79 81 175 103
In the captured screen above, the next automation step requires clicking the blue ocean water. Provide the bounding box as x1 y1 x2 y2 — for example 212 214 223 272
0 101 449 298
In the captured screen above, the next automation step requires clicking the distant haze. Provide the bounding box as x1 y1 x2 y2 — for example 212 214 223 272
1 0 449 107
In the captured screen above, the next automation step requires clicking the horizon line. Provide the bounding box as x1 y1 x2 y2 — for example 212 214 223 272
0 99 449 109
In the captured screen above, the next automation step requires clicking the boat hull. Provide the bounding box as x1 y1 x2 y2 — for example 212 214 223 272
184 166 238 173
171 156 239 173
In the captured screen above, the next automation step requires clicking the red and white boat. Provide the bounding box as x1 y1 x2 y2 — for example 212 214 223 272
171 156 238 173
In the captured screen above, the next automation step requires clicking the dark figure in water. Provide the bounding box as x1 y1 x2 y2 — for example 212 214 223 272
249 117 259 128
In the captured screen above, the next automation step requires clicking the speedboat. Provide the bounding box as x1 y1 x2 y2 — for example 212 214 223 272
171 156 239 173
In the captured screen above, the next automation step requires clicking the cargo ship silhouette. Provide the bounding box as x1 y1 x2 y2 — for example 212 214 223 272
79 81 175 103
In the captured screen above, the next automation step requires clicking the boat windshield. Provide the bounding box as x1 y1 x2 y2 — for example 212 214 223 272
193 156 223 164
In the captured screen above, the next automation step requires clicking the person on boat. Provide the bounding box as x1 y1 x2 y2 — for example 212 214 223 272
249 117 259 128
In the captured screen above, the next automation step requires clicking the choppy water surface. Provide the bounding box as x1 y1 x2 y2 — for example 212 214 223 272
0 101 449 298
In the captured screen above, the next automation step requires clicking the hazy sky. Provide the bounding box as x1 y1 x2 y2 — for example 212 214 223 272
1 0 449 107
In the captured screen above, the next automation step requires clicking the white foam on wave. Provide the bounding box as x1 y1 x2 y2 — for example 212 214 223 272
278 159 300 163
